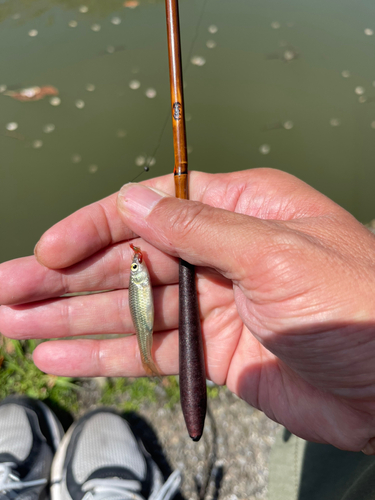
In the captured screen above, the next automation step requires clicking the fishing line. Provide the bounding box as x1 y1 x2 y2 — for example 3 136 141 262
129 0 209 183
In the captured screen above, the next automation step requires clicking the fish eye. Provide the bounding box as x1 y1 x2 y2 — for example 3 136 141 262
131 263 138 271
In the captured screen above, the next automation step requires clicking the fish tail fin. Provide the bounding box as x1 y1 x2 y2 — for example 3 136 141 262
142 357 162 380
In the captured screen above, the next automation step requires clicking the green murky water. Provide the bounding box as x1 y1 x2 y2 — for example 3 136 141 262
1 0 375 263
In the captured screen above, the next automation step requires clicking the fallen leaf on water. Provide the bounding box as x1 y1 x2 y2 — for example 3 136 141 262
124 0 139 8
4 86 58 102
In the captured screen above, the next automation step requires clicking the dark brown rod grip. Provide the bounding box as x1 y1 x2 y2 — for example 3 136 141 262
179 259 207 441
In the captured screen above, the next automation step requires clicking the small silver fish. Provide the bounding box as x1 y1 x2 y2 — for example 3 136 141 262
128 244 161 377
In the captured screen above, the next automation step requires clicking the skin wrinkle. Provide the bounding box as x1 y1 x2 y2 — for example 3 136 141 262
56 249 113 296
165 200 209 247
222 324 242 389
237 240 309 299
59 299 71 337
98 196 125 245
204 306 240 377
208 179 247 213
117 290 130 335
88 202 113 251
289 215 360 257
230 325 264 407
92 339 103 375
267 363 330 444
259 357 285 424
265 330 375 399
95 193 128 245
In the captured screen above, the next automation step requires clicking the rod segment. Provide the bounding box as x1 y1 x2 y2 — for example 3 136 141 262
165 0 207 441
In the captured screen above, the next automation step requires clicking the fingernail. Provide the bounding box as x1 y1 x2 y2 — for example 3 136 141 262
34 241 41 260
362 437 375 455
117 183 168 219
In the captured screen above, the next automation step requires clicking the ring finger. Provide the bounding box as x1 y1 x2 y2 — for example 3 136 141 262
0 284 179 340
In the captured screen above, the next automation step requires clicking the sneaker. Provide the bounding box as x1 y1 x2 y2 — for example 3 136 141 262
0 396 64 500
51 409 181 500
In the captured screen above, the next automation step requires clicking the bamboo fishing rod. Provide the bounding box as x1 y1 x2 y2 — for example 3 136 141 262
165 0 207 441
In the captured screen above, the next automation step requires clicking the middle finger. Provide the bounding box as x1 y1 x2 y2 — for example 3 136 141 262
0 284 179 340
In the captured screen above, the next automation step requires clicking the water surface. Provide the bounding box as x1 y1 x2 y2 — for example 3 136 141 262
1 0 375 262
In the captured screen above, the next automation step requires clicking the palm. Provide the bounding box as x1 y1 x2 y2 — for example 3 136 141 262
1 168 375 451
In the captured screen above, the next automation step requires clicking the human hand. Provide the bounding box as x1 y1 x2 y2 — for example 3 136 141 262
1 168 375 453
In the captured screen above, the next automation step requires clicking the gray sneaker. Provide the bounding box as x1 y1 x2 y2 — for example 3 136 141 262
0 396 63 500
50 409 181 500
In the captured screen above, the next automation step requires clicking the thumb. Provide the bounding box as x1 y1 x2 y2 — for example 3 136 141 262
117 182 275 280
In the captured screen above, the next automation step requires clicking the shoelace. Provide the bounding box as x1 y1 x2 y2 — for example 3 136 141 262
82 470 181 500
0 462 47 493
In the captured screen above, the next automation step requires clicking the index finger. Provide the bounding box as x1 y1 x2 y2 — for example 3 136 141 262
34 168 340 270
35 174 175 269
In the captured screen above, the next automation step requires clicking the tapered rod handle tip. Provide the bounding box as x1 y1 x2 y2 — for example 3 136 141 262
179 259 207 440
191 434 202 442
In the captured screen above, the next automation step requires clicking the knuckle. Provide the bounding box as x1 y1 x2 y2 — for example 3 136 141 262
167 201 210 242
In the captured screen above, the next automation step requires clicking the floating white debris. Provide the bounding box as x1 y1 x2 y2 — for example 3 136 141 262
330 118 341 127
341 70 350 78
364 28 374 36
88 164 98 173
358 96 367 103
28 29 38 37
271 21 281 29
185 113 192 122
86 83 95 92
146 157 156 167
116 129 127 138
111 17 121 25
43 124 55 133
283 50 296 61
0 85 7 93
135 155 146 166
91 24 101 32
75 100 85 109
12 13 21 20
371 121 375 129
191 55 206 66
50 96 61 106
79 5 88 13
69 20 78 28
6 122 18 131
145 88 157 98
106 45 115 54
283 121 294 130
206 40 216 49
208 25 218 34
129 80 141 90
187 146 193 154
259 144 270 154
355 86 365 95
72 154 82 163
32 140 43 149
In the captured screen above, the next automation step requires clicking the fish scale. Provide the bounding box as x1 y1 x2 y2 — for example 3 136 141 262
128 245 161 377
